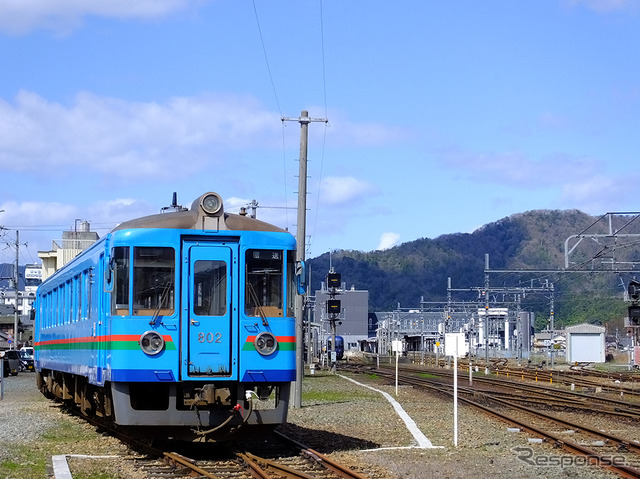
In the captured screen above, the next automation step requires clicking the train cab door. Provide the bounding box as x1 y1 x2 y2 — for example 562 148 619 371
95 258 108 386
182 241 237 379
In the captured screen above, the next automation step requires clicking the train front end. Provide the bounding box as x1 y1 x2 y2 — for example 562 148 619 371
36 192 301 441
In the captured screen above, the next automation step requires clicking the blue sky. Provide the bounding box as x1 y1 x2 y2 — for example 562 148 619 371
0 0 639 266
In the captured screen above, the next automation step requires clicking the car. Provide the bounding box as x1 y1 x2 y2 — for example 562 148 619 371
20 346 34 356
19 350 34 371
2 349 20 376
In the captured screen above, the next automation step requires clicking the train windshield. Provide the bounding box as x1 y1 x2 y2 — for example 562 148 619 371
133 247 175 315
111 246 175 316
245 249 283 317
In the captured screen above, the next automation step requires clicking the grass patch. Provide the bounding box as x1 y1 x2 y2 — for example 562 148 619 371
300 374 380 404
0 444 48 479
303 390 371 403
417 372 438 379
0 415 121 479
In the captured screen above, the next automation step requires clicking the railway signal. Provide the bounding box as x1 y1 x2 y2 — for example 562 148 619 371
628 280 640 326
629 279 640 302
627 280 640 368
326 270 341 372
327 299 341 314
327 272 341 289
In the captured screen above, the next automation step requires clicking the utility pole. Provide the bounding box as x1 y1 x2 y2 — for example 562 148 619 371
549 284 555 369
12 231 19 350
282 110 327 408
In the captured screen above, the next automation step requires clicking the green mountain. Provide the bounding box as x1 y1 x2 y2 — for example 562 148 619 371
308 210 640 331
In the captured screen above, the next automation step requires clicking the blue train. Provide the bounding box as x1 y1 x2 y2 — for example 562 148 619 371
327 335 344 360
35 192 302 441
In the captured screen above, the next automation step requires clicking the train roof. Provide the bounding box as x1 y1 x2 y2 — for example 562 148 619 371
112 192 288 234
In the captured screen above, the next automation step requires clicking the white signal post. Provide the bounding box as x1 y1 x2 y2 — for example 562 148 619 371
392 339 402 396
454 341 458 447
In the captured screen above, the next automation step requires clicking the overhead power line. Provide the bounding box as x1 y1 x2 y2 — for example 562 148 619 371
251 0 282 117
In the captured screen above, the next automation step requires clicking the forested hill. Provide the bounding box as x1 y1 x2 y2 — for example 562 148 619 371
308 210 640 329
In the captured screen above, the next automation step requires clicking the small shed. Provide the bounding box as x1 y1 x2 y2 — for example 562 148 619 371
566 323 606 363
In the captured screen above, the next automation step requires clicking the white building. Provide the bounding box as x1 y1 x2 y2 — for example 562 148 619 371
566 323 606 363
38 221 99 281
0 264 42 318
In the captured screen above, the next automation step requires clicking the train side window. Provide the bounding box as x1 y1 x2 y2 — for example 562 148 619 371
47 292 52 328
75 274 82 322
60 284 66 325
53 287 58 327
193 260 227 316
111 246 130 315
67 279 72 324
132 247 175 316
245 249 283 317
83 270 90 320
287 251 295 317
42 295 46 329
38 294 44 329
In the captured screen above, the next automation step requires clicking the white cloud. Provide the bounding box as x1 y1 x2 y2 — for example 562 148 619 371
318 176 377 206
440 148 640 215
0 197 159 259
0 193 300 261
377 232 400 250
0 200 77 225
0 90 281 180
222 196 293 228
320 109 412 147
0 93 408 192
0 198 150 232
560 173 640 214
442 150 598 187
566 0 639 13
0 0 208 35
88 198 152 223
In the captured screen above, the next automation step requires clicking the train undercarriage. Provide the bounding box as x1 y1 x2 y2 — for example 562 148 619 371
36 369 290 442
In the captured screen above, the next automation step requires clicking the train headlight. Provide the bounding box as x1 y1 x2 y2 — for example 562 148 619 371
200 192 223 216
254 332 277 356
139 331 165 355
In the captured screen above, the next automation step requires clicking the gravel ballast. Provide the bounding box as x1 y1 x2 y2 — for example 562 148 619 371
0 368 623 478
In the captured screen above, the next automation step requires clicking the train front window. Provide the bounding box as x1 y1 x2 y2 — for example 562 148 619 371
193 260 227 316
132 247 175 316
245 249 283 317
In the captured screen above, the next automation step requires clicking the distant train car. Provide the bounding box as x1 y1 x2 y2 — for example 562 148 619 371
327 335 344 360
35 192 303 441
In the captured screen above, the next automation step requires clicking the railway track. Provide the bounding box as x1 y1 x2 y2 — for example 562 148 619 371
391 358 640 401
343 363 640 478
413 357 640 394
59 397 371 479
408 367 640 419
132 430 371 479
69 416 371 479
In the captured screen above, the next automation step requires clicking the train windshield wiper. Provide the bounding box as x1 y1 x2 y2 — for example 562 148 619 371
150 280 173 326
247 282 269 327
